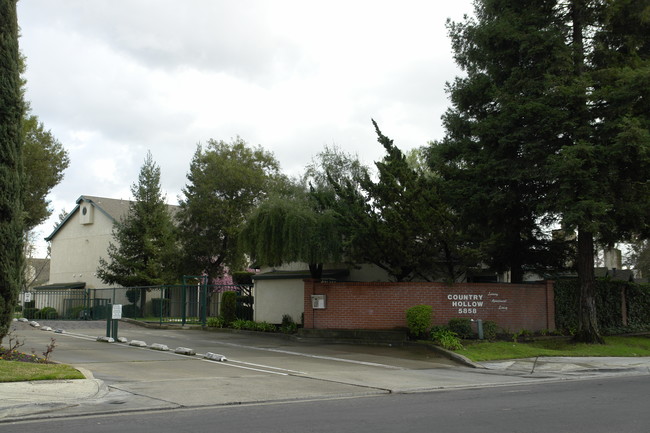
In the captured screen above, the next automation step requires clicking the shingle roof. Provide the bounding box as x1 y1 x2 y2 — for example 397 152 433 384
80 195 132 222
44 195 178 242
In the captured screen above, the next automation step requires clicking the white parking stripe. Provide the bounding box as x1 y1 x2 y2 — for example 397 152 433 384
225 359 305 375
199 358 288 375
213 341 404 370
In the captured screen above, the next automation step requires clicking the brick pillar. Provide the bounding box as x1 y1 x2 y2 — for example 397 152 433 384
546 280 556 331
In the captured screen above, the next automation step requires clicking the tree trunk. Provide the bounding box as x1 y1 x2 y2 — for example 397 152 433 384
309 263 323 280
139 289 148 318
573 229 605 344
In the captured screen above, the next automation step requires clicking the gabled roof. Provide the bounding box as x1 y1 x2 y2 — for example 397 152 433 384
44 195 132 242
45 195 179 242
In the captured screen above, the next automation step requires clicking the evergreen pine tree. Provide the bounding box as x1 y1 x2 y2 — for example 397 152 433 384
97 152 177 305
433 0 650 342
430 0 572 283
323 122 470 282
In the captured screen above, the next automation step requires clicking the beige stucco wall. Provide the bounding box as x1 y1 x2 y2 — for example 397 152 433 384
253 279 304 324
49 206 117 289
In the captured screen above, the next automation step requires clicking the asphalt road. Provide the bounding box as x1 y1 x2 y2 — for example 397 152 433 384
7 319 650 427
8 375 650 433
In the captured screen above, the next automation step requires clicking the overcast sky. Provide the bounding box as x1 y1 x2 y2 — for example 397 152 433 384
17 0 474 257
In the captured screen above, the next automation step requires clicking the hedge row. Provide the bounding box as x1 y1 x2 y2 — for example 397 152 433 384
555 278 650 332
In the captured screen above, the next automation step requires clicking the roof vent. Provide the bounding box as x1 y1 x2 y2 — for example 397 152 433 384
79 203 94 225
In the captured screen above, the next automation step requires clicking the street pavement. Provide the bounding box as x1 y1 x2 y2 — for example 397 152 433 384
2 319 650 423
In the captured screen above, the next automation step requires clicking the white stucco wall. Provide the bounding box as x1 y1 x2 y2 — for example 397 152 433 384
49 206 117 289
253 279 305 324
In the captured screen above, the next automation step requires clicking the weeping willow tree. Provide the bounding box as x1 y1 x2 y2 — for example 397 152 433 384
240 195 342 280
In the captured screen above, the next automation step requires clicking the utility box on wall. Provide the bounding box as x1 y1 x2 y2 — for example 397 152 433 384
311 294 326 309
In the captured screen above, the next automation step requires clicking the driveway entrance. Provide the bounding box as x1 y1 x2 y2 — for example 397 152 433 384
9 320 536 414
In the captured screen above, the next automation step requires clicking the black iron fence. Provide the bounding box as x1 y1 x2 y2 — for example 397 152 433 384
18 284 253 326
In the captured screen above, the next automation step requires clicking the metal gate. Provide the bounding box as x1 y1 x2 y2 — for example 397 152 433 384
18 283 253 326
18 288 110 320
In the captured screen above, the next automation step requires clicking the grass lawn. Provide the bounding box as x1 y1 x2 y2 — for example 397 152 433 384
456 335 650 362
0 361 84 382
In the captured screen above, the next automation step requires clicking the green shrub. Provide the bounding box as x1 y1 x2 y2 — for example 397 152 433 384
236 295 254 320
448 318 474 339
431 326 463 350
207 316 226 328
67 305 88 320
122 304 141 318
151 298 170 316
125 288 140 304
14 305 22 313
512 328 533 342
23 308 39 320
35 307 58 320
243 320 256 330
230 319 247 330
221 291 237 324
280 314 298 334
406 305 433 339
482 320 498 341
254 321 276 332
232 271 254 285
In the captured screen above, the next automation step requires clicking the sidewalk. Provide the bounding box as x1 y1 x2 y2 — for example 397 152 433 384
479 356 650 375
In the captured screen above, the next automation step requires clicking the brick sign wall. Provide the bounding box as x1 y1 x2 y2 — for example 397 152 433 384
303 280 555 332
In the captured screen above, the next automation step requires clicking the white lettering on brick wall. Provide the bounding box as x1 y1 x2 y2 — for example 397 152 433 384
447 293 509 314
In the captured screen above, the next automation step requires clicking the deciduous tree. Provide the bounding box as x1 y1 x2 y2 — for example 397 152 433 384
22 114 69 230
177 137 281 282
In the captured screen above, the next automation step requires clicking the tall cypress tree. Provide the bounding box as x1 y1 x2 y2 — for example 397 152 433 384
0 0 24 341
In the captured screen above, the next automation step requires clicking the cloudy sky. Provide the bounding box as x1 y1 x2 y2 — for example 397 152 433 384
17 0 474 257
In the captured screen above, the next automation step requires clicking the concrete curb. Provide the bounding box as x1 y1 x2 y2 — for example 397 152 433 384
404 342 485 369
0 378 109 420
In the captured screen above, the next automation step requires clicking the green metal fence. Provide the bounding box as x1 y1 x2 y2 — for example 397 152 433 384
19 284 253 326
